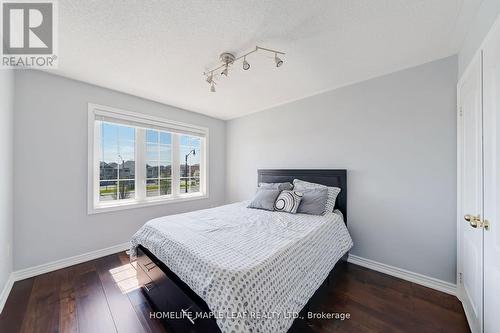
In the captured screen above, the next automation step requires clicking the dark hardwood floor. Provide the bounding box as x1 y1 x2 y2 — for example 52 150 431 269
0 252 470 333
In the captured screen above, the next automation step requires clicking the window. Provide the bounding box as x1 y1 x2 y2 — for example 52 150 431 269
146 129 172 197
99 123 136 202
88 104 208 213
179 135 201 194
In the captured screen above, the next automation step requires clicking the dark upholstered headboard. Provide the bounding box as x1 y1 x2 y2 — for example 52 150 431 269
257 169 347 222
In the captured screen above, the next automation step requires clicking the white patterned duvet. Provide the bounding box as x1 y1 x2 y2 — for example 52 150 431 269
131 201 353 333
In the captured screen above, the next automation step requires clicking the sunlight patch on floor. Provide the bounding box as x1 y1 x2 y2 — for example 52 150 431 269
109 263 140 294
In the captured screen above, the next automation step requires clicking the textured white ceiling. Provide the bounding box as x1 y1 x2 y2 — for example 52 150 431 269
52 0 482 119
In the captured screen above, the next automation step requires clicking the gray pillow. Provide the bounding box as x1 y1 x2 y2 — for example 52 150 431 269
297 188 328 215
259 182 293 191
293 179 341 213
247 188 280 211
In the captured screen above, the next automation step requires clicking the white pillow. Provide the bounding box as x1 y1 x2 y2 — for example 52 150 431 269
258 182 293 191
292 179 341 213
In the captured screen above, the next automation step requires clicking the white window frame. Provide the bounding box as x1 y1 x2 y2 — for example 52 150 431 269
88 103 209 214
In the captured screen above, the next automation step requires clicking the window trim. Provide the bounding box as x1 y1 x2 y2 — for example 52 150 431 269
88 103 209 214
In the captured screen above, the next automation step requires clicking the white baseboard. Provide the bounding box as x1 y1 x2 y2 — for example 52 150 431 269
348 254 457 296
3 246 456 314
13 242 131 282
0 273 15 314
1 242 130 314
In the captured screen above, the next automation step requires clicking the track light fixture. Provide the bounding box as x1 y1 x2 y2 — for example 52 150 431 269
203 46 285 92
206 72 213 84
274 53 283 68
242 56 250 70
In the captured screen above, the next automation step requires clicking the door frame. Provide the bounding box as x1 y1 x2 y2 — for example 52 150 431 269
456 51 484 333
457 14 500 333
479 13 500 333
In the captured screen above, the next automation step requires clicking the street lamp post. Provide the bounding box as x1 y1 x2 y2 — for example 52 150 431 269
118 154 125 199
184 149 196 193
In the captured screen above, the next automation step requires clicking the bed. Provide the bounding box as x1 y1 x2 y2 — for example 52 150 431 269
131 169 352 333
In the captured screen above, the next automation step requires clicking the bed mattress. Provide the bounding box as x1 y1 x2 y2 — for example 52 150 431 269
131 201 353 333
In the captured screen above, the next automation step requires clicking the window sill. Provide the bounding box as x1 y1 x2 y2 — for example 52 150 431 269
88 193 209 215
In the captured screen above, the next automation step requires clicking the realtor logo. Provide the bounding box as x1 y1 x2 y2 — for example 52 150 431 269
1 0 58 68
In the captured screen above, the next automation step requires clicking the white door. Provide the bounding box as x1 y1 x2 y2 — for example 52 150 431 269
482 18 500 333
458 54 484 333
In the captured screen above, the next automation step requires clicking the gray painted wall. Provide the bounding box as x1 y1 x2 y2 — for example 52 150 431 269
226 56 458 283
13 70 226 270
459 0 500 76
0 70 14 295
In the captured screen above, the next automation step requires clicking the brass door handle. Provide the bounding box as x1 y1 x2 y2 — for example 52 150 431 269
464 215 490 230
483 220 490 231
464 215 480 228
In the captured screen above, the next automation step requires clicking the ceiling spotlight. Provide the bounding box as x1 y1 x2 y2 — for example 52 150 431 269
221 65 229 76
242 57 250 70
274 53 283 67
206 72 213 84
210 82 216 92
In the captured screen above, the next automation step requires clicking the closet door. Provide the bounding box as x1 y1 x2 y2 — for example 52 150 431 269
482 18 500 333
458 54 484 333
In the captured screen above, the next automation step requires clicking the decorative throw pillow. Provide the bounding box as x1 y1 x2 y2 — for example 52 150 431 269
259 182 293 191
247 189 281 211
274 190 303 213
293 179 341 213
296 188 328 215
